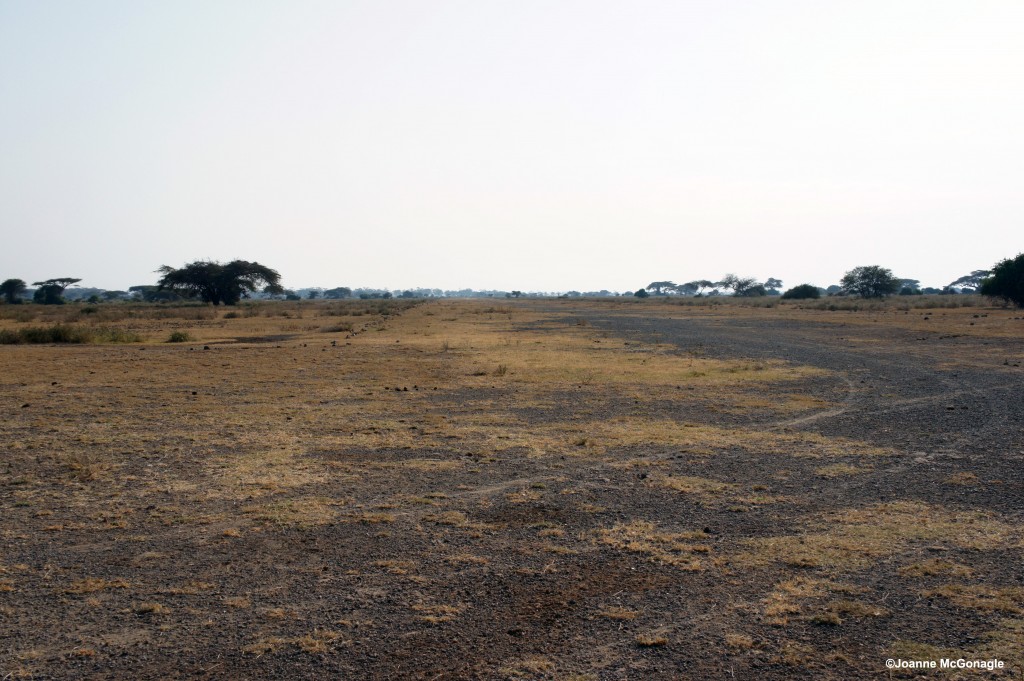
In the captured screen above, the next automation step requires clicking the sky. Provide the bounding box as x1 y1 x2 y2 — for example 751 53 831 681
1 1 1022 293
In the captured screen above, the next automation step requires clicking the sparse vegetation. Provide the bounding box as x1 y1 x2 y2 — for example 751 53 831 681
0 324 142 344
2 298 1021 678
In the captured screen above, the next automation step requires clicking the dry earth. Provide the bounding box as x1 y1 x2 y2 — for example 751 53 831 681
1 298 1023 679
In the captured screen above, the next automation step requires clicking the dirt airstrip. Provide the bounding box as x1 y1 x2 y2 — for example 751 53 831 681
1 298 1023 679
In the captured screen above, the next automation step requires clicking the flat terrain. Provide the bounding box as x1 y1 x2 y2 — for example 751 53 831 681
1 298 1023 679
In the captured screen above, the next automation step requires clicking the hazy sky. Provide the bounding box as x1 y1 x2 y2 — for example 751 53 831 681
2 1 1022 292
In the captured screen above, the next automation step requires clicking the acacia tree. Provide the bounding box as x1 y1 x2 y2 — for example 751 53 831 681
646 281 676 296
157 260 284 305
686 280 717 295
32 278 82 304
980 254 1024 308
949 269 991 292
675 282 698 296
840 266 900 299
720 274 764 297
1 278 27 304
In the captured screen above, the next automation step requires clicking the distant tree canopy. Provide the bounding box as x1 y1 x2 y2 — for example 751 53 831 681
157 260 284 305
781 284 821 300
764 278 783 294
322 287 352 299
1 278 27 304
949 269 991 292
634 288 650 298
721 274 765 297
646 281 676 295
688 280 717 295
32 277 81 305
840 266 900 299
674 282 698 296
128 285 181 302
778 284 819 301
980 254 1024 308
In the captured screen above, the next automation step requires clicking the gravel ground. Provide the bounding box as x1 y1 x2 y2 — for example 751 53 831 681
2 302 1023 680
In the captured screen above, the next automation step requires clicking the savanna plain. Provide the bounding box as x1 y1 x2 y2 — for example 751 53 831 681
1 297 1023 680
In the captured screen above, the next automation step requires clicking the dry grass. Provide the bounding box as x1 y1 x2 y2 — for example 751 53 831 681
594 520 710 569
411 603 465 624
596 606 639 620
923 584 1024 613
650 474 735 496
243 498 338 527
243 629 345 655
737 502 1022 571
498 655 556 677
814 463 867 478
724 633 755 650
945 471 980 485
635 633 668 647
899 559 975 578
3 298 1022 677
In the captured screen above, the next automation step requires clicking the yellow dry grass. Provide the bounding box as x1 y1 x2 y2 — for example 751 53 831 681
4 297 1021 677
737 501 1022 572
594 520 710 569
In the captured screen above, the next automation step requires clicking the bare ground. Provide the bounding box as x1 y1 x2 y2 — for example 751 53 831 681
1 299 1022 679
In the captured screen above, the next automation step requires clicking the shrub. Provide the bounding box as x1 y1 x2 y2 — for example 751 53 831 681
167 331 192 343
94 328 143 343
781 284 821 300
980 253 1024 308
0 324 91 344
0 325 141 344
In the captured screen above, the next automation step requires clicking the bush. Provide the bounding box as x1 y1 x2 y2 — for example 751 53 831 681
980 253 1024 308
0 324 91 344
167 331 192 343
634 289 650 298
781 284 821 300
0 324 141 344
94 328 143 343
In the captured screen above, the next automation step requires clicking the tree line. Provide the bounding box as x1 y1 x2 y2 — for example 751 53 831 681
634 260 1022 305
3 255 1024 307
